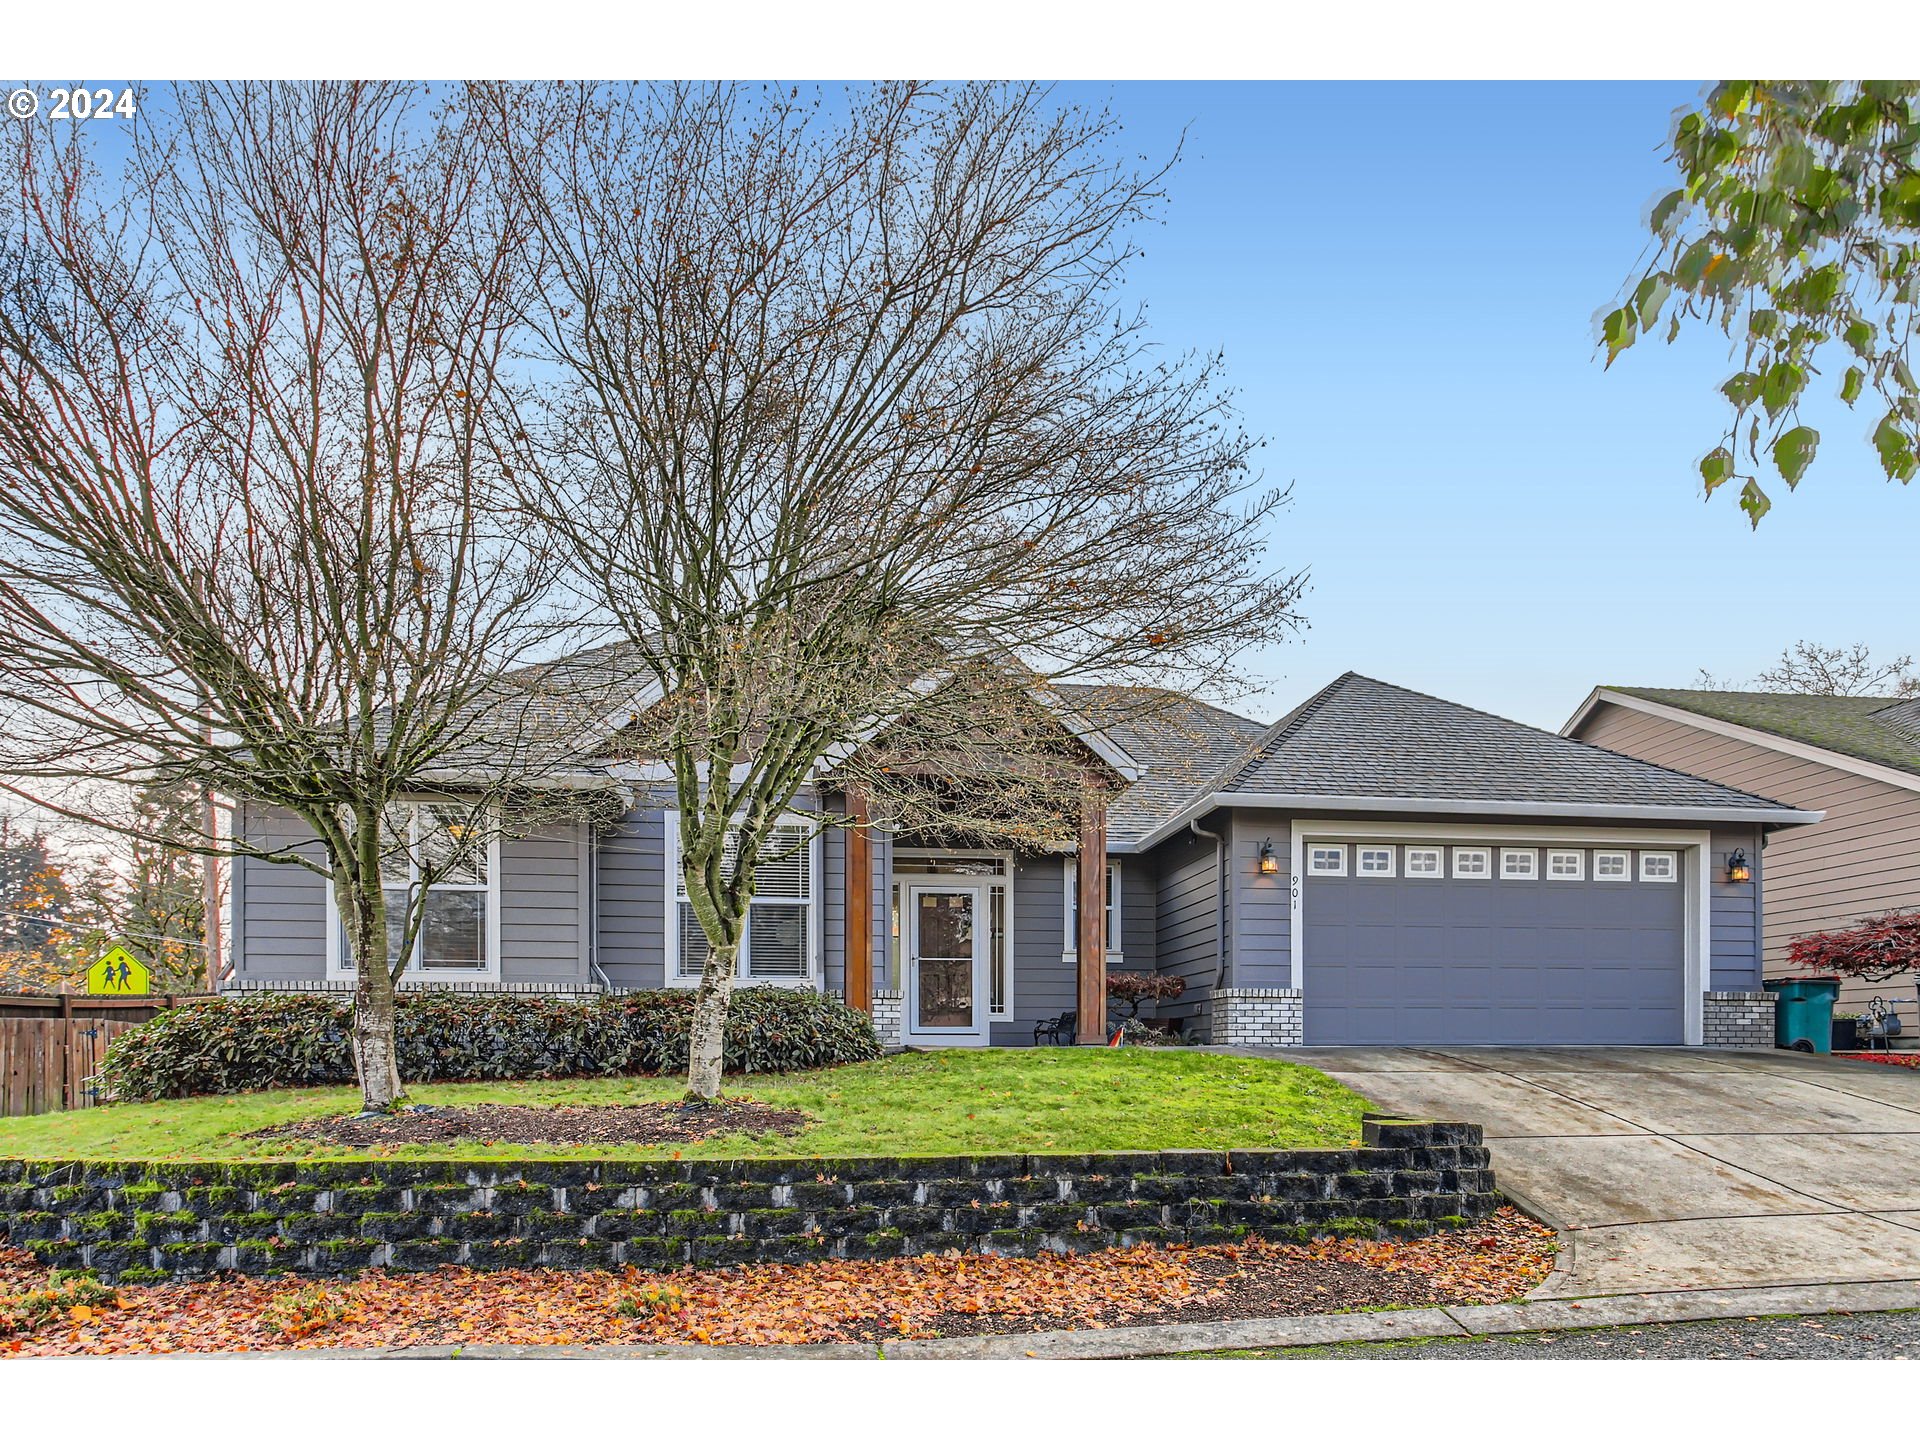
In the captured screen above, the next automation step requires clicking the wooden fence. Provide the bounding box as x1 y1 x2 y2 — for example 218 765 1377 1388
0 995 213 1117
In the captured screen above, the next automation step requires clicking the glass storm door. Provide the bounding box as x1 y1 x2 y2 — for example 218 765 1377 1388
907 885 986 1042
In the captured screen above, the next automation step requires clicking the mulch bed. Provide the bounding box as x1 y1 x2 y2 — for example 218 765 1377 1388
245 1099 812 1149
0 1206 1555 1355
1834 1052 1920 1069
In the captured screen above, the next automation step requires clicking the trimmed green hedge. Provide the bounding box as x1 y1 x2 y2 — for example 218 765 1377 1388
100 989 882 1101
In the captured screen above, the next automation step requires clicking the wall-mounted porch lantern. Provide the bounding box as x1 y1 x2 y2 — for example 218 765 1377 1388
1258 838 1280 875
1726 847 1752 884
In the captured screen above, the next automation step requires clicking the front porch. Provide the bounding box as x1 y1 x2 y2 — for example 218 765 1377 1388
842 792 1116 1048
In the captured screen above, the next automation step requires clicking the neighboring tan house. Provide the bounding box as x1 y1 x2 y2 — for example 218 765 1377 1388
227 666 1821 1048
1565 687 1920 1015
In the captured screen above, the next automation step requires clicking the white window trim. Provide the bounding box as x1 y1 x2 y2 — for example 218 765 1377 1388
1500 848 1538 881
1306 843 1348 877
1062 857 1123 966
663 810 824 989
1452 846 1491 879
1356 845 1396 877
1594 849 1631 882
1546 849 1585 880
1289 819 1711 1046
895 848 1014 1017
1640 850 1679 883
325 803 503 982
1405 846 1444 878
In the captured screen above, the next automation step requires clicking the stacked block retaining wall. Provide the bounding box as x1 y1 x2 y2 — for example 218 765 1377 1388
0 1119 1496 1282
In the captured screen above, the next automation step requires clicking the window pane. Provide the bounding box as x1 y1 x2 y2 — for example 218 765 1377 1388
378 805 413 885
338 886 410 972
746 902 809 978
752 824 812 899
420 804 488 884
989 885 1007 1015
678 900 711 979
420 888 486 970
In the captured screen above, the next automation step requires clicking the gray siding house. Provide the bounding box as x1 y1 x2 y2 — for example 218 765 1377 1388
1566 686 1920 1014
229 671 1820 1048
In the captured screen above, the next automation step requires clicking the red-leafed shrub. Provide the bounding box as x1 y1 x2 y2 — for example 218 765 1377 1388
1105 972 1186 1019
1787 910 1920 982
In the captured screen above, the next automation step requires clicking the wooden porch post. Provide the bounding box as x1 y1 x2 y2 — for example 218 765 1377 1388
1075 796 1108 1044
845 786 873 1014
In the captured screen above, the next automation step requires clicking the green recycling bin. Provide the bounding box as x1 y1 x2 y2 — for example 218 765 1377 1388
1764 976 1841 1053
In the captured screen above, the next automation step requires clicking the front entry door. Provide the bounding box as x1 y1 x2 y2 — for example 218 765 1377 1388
906 884 987 1045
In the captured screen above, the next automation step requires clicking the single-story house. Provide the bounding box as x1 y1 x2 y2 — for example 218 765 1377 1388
1566 685 1920 1014
229 670 1821 1048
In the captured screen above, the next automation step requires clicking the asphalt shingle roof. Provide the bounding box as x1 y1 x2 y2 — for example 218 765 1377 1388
1215 672 1793 813
1612 687 1920 779
1051 684 1268 845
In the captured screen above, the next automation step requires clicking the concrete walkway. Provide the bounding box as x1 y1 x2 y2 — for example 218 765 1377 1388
272 1277 1920 1359
1292 1046 1920 1298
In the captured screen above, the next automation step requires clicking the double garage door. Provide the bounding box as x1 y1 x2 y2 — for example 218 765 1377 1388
1302 840 1686 1046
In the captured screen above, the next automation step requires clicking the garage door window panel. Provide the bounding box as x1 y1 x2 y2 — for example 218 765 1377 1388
1308 844 1347 876
1405 846 1442 877
1640 851 1678 882
1452 847 1490 878
1357 846 1395 877
1594 850 1630 881
1547 849 1584 880
1500 848 1538 881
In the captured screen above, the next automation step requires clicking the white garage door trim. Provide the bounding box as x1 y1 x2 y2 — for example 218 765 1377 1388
1288 818 1709 1046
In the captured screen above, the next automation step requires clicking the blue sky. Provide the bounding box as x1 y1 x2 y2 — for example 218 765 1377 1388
30 80 1910 733
1062 82 1913 729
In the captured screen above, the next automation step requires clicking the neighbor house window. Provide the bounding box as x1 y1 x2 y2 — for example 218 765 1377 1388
1500 849 1538 880
1452 847 1490 878
1405 846 1443 877
1064 859 1122 966
1357 846 1395 876
1640 851 1678 883
1595 850 1630 881
1308 844 1347 876
1547 849 1584 880
332 802 495 976
666 814 819 984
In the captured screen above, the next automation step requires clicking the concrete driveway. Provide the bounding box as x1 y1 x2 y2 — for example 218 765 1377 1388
1296 1047 1920 1299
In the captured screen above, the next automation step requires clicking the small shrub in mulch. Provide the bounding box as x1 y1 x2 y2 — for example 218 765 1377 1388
0 1207 1556 1355
245 1099 812 1149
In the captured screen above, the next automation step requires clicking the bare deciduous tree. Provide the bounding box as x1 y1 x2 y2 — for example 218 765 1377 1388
483 82 1303 1100
1696 641 1920 697
0 82 620 1111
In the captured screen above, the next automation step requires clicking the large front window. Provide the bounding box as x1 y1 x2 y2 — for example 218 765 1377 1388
668 816 819 983
335 803 493 974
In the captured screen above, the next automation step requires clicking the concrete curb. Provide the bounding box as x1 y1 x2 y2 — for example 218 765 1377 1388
250 1276 1920 1360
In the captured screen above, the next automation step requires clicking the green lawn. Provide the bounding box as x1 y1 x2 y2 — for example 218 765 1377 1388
0 1049 1366 1162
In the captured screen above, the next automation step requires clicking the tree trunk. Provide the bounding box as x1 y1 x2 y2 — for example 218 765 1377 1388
342 882 406 1112
686 943 739 1102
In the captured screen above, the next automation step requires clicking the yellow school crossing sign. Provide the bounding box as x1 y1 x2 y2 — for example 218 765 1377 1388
87 945 151 996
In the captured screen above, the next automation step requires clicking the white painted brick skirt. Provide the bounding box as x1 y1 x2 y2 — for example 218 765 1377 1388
871 988 904 1049
1702 990 1776 1049
1199 988 1305 1047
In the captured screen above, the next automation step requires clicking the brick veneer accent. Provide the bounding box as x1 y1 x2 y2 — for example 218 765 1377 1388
870 988 903 1049
1201 988 1305 1046
1702 989 1777 1048
0 1119 1497 1283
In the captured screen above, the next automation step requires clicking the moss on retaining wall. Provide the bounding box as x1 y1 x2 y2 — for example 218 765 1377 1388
0 1119 1497 1283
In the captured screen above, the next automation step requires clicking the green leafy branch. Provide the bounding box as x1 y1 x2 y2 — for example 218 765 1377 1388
1601 80 1920 525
